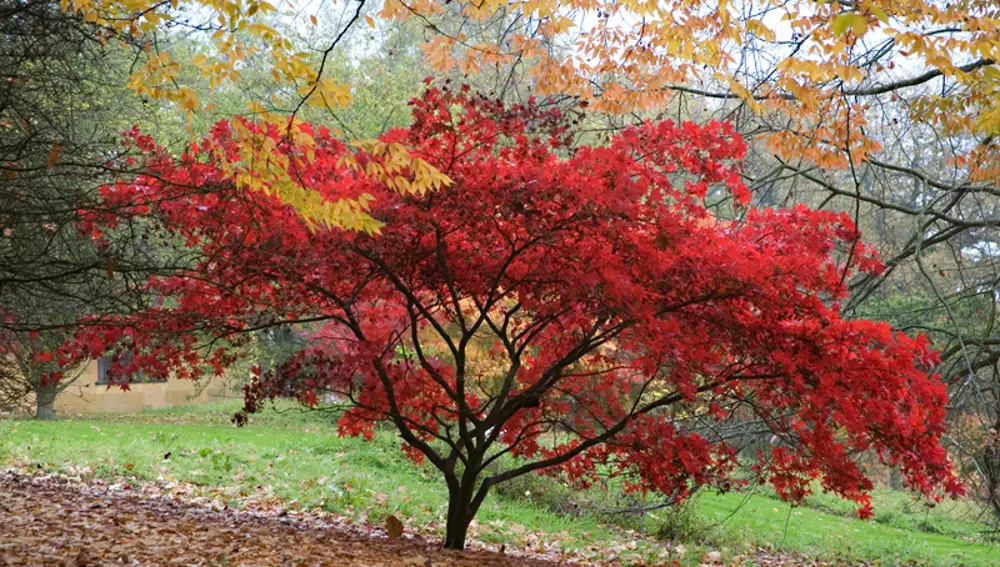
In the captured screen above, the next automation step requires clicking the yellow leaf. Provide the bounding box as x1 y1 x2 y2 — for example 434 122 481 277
728 80 762 114
144 12 166 26
745 19 775 42
832 13 868 36
365 14 375 28
247 22 276 37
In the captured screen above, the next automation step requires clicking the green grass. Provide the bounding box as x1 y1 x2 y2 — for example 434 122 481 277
0 402 671 564
697 492 996 566
2 401 998 567
799 484 989 538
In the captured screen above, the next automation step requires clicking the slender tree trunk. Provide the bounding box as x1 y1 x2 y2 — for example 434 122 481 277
889 465 902 490
34 383 58 420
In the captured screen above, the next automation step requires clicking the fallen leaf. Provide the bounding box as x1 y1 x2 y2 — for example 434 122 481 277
46 140 62 168
385 514 404 540
702 550 722 563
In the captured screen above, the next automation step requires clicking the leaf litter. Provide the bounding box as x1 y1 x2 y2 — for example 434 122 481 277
0 471 558 567
0 470 860 567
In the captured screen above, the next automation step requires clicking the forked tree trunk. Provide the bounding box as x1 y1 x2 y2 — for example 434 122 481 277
34 383 58 420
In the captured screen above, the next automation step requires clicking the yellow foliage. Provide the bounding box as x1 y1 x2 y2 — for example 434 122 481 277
60 0 1000 220
58 0 458 231
381 0 1000 177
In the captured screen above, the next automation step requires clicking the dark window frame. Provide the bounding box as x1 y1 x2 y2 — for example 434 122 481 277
96 353 166 385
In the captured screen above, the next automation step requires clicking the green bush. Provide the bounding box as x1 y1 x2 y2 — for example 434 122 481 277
491 469 591 516
873 508 899 526
655 496 711 543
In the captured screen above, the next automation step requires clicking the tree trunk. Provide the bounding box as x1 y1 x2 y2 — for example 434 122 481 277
444 486 473 550
444 508 470 549
35 384 58 420
443 477 488 550
889 465 902 490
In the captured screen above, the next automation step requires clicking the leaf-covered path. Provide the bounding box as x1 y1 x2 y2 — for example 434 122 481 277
0 472 560 567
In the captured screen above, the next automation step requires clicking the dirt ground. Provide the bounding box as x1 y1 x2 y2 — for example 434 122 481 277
0 472 563 567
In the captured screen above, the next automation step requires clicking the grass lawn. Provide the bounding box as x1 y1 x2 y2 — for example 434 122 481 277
2 401 998 567
697 492 995 566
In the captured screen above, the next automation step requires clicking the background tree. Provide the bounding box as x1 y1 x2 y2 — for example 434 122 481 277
1 0 122 312
0 328 87 419
71 87 962 549
1 0 129 354
0 0 206 415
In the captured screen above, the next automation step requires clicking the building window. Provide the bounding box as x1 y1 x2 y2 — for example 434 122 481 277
96 353 166 385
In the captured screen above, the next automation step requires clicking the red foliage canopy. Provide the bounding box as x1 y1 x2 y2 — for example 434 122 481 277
70 86 961 531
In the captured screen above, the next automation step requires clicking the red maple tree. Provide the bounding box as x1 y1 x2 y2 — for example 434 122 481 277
70 86 962 549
